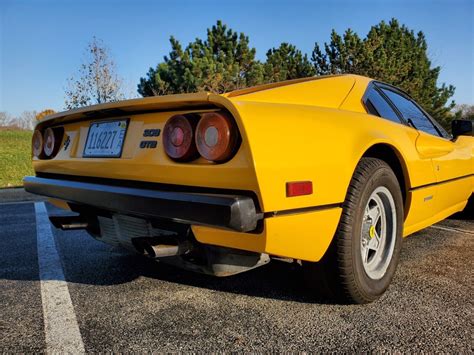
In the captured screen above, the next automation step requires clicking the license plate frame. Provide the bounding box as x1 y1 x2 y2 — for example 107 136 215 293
83 119 129 158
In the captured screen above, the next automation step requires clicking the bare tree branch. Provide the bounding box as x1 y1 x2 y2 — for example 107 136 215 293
65 37 124 109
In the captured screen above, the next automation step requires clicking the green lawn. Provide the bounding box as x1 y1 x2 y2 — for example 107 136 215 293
0 129 34 187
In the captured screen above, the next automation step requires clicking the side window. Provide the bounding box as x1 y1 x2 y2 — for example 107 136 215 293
381 88 441 137
365 88 401 124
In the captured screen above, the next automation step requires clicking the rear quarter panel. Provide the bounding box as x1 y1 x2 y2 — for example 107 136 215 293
225 98 435 214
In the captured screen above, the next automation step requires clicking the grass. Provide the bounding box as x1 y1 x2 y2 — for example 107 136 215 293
0 129 34 187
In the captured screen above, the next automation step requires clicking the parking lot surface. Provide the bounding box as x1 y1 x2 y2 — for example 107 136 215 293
0 195 472 352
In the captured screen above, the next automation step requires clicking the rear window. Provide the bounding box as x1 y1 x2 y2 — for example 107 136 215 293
365 89 401 124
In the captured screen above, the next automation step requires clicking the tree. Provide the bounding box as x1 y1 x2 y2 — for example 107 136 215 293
36 109 56 121
138 19 455 127
454 104 474 120
0 111 37 130
312 19 455 125
264 43 315 82
1 111 36 130
17 111 37 130
312 29 366 75
138 21 264 96
0 112 13 127
65 37 124 109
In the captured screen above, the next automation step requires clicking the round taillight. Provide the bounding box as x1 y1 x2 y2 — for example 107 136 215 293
163 115 199 161
195 112 239 162
43 128 56 157
32 130 43 157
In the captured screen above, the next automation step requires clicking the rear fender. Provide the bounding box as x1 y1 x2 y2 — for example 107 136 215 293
220 99 425 214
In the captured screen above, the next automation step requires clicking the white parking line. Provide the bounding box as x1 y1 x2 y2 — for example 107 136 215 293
429 225 474 235
35 202 85 353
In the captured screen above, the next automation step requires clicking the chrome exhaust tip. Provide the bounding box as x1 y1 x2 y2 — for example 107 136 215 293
132 237 191 258
49 215 89 230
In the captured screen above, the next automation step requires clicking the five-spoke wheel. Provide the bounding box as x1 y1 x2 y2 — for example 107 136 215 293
360 187 397 280
304 157 403 303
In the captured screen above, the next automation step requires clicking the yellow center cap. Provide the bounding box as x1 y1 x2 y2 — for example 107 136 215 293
369 225 376 239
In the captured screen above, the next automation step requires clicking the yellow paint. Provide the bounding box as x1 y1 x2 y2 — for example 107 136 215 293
31 74 474 261
403 185 437 236
369 225 376 239
47 198 71 210
415 131 455 158
193 207 342 262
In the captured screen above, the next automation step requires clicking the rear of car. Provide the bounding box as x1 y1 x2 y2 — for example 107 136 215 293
26 92 267 270
25 74 474 304
31 77 417 301
26 77 359 272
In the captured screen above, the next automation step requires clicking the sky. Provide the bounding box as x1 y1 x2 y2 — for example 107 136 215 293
1 0 473 116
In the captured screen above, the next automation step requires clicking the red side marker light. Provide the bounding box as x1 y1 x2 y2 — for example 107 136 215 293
286 181 313 197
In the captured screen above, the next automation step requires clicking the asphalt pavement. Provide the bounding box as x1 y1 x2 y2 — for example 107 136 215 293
0 190 472 352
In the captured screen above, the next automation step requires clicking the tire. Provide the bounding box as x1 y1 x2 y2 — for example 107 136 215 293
462 194 473 216
303 157 404 304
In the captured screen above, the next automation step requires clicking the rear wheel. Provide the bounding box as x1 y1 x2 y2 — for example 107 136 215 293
462 194 473 216
303 157 403 303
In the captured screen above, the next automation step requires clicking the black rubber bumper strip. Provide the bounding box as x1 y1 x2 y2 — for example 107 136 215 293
23 176 262 232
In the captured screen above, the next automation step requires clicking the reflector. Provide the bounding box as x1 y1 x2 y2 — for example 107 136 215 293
286 181 313 197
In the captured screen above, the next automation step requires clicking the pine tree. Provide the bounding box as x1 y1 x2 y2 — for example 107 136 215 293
138 21 264 96
138 19 455 129
264 43 315 82
312 19 455 125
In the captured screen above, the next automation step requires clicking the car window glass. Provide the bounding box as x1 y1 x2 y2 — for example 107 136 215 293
366 89 401 123
381 88 440 136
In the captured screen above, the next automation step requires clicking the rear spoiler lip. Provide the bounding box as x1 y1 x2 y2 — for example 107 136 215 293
36 91 215 128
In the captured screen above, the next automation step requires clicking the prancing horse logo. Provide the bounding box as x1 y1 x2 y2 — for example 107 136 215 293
63 135 71 150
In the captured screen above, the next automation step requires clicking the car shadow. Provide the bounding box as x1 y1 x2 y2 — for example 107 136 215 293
54 225 459 304
1 201 470 305
448 211 473 221
61 238 336 304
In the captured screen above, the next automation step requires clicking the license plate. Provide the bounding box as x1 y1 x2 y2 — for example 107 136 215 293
83 119 128 158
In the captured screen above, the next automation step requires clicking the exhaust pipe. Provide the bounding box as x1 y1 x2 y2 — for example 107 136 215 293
49 215 89 230
146 244 180 258
133 237 192 258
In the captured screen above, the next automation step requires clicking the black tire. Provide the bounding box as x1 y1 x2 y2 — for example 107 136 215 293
303 157 404 303
463 194 474 216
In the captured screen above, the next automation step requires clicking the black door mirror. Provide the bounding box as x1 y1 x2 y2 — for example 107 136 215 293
452 120 473 139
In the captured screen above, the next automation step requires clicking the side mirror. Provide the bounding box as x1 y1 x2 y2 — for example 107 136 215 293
452 120 473 139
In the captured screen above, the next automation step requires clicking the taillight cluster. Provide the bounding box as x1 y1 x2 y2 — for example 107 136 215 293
163 111 240 163
163 114 199 161
32 127 64 159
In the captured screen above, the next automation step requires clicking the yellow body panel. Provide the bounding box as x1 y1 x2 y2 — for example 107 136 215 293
193 207 342 262
35 109 260 193
32 74 473 262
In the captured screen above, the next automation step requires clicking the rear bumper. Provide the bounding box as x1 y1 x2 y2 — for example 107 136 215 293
23 176 262 232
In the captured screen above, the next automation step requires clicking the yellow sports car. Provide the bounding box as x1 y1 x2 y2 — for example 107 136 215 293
25 74 473 303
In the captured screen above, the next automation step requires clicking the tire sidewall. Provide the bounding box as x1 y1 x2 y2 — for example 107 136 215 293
351 164 404 300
